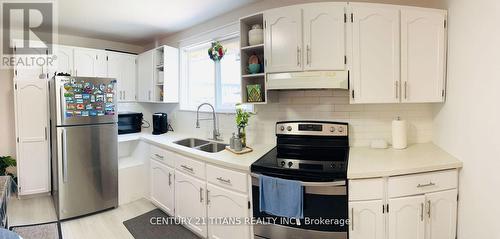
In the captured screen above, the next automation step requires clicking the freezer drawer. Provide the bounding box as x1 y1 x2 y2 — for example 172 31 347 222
56 123 118 220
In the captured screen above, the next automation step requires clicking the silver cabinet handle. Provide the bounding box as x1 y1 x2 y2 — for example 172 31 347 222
395 81 399 99
216 177 231 184
120 91 123 100
154 153 164 160
297 46 301 66
123 91 126 100
45 127 48 140
168 172 172 186
181 165 194 172
420 203 424 221
351 208 354 231
199 188 204 203
75 69 78 76
62 129 68 183
404 81 408 99
417 182 435 188
427 200 431 218
148 90 151 101
206 189 210 205
306 45 311 66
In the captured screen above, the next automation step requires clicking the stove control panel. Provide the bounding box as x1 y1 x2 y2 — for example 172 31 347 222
276 122 348 136
278 159 347 172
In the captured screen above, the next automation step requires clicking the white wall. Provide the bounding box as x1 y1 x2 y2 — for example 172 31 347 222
432 0 500 238
0 33 144 157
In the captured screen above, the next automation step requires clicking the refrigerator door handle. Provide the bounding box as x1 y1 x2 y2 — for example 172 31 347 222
62 129 68 183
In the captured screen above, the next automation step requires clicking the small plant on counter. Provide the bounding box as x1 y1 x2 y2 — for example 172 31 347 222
0 156 16 182
236 104 252 147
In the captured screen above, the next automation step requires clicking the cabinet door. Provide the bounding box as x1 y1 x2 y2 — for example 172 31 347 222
349 200 384 239
351 4 400 103
207 184 250 239
94 50 108 77
163 46 179 103
401 8 446 103
15 80 50 195
175 171 207 238
108 52 137 102
150 160 175 215
137 50 154 102
14 47 47 81
54 45 74 76
74 48 96 77
388 195 425 239
303 3 346 70
425 189 457 239
264 6 303 73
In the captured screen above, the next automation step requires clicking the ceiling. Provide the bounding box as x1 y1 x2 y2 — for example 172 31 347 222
55 0 259 45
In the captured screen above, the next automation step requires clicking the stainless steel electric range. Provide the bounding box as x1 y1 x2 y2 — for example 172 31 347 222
251 121 349 239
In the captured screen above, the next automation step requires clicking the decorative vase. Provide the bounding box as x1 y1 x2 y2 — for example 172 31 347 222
248 24 264 46
238 127 247 148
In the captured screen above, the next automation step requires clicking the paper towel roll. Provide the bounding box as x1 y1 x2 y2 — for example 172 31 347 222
392 118 407 149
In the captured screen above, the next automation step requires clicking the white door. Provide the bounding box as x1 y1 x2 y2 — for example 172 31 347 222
107 52 137 102
351 3 400 103
14 48 47 81
94 50 108 77
15 80 50 195
401 8 446 103
150 159 175 215
425 189 457 239
54 45 74 76
74 48 96 77
388 195 425 239
264 6 303 73
175 171 207 238
207 184 250 239
137 50 154 102
303 3 346 71
349 200 384 239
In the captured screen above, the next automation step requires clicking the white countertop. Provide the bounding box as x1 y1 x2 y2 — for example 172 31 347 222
348 143 463 179
118 132 275 172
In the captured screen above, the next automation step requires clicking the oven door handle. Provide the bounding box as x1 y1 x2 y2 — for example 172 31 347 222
251 173 346 187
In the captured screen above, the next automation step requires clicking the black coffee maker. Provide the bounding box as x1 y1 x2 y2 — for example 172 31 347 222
152 113 168 135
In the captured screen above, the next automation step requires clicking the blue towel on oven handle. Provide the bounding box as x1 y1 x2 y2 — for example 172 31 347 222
259 175 304 219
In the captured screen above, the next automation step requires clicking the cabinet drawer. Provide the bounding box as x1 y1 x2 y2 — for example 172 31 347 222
349 178 384 201
150 145 174 167
207 164 248 193
388 169 458 198
175 154 205 179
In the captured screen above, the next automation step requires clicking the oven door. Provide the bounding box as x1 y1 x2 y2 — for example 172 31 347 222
251 174 348 239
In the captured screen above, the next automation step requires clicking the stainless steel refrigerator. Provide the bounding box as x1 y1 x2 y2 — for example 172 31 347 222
49 76 118 220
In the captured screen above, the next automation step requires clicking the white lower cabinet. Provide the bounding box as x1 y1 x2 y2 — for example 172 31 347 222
349 200 384 239
175 170 208 238
207 183 250 239
388 195 426 239
349 169 458 239
150 159 175 215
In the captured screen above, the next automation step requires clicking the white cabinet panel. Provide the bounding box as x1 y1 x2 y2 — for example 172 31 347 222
349 200 384 239
401 8 446 103
54 45 74 76
74 48 96 77
94 51 108 77
175 171 207 238
351 4 400 103
426 189 457 239
150 159 175 215
264 6 303 73
388 195 425 239
303 3 346 70
207 184 250 239
15 80 50 195
108 52 137 102
137 49 154 102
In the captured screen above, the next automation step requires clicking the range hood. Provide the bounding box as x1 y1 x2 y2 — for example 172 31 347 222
266 71 349 90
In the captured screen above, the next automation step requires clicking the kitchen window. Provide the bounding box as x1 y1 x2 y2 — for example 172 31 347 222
180 36 247 112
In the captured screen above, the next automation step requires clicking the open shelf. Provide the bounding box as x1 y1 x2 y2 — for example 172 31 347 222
241 44 264 51
242 73 265 78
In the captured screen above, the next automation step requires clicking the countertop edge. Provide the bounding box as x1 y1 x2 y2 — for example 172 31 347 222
347 161 463 179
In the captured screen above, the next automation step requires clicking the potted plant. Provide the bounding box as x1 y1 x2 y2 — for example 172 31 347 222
0 156 16 182
236 104 252 147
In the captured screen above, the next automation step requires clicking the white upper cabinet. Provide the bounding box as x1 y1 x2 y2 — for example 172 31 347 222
388 195 426 239
425 189 457 239
303 3 346 71
349 200 385 239
94 51 108 77
401 8 447 103
137 49 154 102
264 6 303 73
51 45 74 76
73 48 108 77
351 3 401 104
107 52 137 102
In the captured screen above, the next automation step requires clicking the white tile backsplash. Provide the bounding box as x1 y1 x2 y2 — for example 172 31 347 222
123 90 435 147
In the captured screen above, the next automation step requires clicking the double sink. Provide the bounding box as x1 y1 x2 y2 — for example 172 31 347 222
173 138 227 153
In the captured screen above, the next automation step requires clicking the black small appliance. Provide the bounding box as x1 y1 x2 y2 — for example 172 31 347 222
152 113 168 135
118 112 143 135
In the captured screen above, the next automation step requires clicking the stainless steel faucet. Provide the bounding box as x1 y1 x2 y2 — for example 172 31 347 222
196 103 222 141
